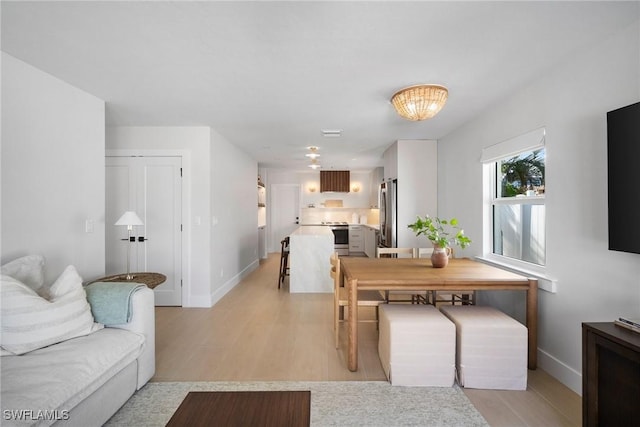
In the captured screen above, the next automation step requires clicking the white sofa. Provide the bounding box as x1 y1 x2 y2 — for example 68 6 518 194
1 285 155 426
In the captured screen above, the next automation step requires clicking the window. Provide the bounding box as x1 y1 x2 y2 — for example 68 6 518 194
482 128 546 266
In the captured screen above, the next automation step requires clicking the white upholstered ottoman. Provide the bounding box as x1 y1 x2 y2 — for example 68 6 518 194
440 305 527 390
378 304 456 386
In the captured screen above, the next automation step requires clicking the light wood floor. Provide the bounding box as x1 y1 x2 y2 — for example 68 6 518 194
154 253 581 427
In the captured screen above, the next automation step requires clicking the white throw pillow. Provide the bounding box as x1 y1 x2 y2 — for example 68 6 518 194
49 264 86 298
0 266 103 355
1 254 45 294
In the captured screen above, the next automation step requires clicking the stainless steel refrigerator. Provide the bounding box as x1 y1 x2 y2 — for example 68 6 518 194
379 179 397 248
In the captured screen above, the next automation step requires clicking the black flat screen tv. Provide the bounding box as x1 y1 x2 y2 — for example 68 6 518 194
607 101 640 254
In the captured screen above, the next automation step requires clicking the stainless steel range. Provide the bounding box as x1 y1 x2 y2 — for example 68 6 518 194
322 221 349 256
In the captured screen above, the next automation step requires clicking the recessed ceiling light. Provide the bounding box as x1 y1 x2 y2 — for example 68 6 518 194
321 129 342 138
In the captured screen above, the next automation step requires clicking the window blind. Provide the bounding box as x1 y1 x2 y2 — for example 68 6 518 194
480 127 546 163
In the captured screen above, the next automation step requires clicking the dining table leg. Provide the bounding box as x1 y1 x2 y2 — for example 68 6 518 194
347 277 358 372
527 278 538 370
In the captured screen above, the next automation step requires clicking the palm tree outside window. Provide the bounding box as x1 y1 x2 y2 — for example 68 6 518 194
493 148 546 265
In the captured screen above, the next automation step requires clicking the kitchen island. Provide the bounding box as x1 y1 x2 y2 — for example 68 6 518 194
288 226 334 293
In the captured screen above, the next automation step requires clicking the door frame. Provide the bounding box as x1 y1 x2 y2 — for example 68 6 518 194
106 149 190 306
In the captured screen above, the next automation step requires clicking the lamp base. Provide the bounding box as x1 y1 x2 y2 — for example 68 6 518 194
124 230 135 281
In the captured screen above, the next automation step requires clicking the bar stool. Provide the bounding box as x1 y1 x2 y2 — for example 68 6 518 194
278 236 290 288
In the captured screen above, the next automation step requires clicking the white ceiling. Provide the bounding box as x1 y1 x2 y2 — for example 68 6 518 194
2 1 638 171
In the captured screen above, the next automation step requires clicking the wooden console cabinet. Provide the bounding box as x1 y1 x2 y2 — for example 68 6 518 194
582 322 640 427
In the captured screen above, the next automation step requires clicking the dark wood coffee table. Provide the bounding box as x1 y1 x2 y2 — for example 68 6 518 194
166 390 310 427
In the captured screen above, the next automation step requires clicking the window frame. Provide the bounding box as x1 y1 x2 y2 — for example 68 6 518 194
481 128 548 278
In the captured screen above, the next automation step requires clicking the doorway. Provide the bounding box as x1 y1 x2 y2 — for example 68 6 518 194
269 184 301 253
106 156 183 306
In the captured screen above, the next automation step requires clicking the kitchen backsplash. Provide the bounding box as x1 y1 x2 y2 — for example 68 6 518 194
301 208 379 225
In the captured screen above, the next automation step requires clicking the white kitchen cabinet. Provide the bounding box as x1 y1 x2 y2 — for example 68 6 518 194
383 142 398 181
382 140 437 248
363 226 378 258
369 167 384 208
349 225 364 254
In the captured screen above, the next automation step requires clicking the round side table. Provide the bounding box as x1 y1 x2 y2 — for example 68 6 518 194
87 272 166 289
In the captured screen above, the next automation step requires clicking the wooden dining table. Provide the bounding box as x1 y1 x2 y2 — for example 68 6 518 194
339 257 538 372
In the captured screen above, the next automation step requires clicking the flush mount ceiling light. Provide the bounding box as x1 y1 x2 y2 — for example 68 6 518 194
308 158 322 170
390 84 448 121
305 146 320 159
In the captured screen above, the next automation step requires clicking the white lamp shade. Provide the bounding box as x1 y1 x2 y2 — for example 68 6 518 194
115 211 144 226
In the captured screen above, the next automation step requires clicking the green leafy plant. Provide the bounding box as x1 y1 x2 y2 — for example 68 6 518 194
408 215 472 249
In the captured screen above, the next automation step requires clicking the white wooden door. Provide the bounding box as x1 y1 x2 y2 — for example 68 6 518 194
269 184 300 253
106 156 182 306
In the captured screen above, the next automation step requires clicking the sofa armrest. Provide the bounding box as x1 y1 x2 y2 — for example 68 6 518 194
107 286 155 389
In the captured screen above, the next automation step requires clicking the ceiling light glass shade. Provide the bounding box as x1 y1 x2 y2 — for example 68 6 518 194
305 153 320 159
308 158 321 169
390 84 448 121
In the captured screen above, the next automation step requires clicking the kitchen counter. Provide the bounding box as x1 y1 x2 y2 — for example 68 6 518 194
291 225 332 235
288 226 334 293
359 223 380 231
300 223 379 230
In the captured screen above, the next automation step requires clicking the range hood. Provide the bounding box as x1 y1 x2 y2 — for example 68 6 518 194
320 170 350 192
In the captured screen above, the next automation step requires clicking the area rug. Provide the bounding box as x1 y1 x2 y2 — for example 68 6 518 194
105 381 489 426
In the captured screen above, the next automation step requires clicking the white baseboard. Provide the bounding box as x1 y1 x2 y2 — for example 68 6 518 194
184 293 214 308
538 348 582 395
182 259 260 307
209 259 260 306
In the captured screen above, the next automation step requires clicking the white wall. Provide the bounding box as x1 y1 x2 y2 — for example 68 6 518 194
210 128 259 305
1 53 105 284
105 126 213 307
106 126 258 307
438 21 640 393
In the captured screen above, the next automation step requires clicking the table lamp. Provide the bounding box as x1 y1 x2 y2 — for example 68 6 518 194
115 211 144 280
